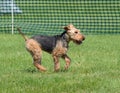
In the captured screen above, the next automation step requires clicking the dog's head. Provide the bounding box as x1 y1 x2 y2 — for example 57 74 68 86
64 24 85 45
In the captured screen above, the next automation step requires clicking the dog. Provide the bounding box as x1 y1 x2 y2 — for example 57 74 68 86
17 24 85 72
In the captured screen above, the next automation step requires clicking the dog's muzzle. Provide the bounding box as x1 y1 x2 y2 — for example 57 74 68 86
74 35 85 45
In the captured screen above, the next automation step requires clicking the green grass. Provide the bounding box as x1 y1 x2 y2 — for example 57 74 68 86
0 34 120 93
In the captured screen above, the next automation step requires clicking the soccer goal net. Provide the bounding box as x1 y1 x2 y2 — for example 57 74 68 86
0 0 120 35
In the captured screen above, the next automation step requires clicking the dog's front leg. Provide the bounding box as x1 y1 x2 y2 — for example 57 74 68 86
53 56 60 72
62 54 71 70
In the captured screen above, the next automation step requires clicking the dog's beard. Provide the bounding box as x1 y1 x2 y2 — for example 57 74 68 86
73 40 82 45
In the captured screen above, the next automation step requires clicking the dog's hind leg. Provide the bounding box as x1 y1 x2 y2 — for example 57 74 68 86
26 39 46 72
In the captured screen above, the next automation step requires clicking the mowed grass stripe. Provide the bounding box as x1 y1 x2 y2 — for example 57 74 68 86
0 34 120 93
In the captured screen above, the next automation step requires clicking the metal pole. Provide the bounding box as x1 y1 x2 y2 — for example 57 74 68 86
11 0 14 34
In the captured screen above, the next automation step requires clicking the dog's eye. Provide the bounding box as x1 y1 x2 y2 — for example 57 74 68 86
75 31 78 34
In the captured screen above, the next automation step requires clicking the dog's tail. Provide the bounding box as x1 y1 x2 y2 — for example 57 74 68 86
17 28 28 41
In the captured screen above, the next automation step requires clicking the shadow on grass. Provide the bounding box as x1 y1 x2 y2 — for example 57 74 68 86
20 67 38 73
20 65 69 74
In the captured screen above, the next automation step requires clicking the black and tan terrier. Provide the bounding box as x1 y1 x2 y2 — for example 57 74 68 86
17 24 85 72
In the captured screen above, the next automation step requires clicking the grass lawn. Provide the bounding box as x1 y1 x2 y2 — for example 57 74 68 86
0 34 120 93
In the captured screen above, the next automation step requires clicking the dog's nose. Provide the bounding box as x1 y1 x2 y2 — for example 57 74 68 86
82 35 85 41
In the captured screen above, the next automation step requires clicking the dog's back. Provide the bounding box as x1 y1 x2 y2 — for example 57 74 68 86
31 35 60 53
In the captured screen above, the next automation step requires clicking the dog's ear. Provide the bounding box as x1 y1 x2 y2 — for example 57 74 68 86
63 24 74 31
63 26 69 31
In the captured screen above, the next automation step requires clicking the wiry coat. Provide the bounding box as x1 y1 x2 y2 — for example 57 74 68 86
31 31 69 54
17 24 85 72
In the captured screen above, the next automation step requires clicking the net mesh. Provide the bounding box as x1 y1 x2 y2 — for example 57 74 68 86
0 0 120 35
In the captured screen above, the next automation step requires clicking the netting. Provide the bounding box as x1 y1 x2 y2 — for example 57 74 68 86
0 0 120 35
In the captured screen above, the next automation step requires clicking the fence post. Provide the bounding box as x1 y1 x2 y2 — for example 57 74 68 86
11 0 14 34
